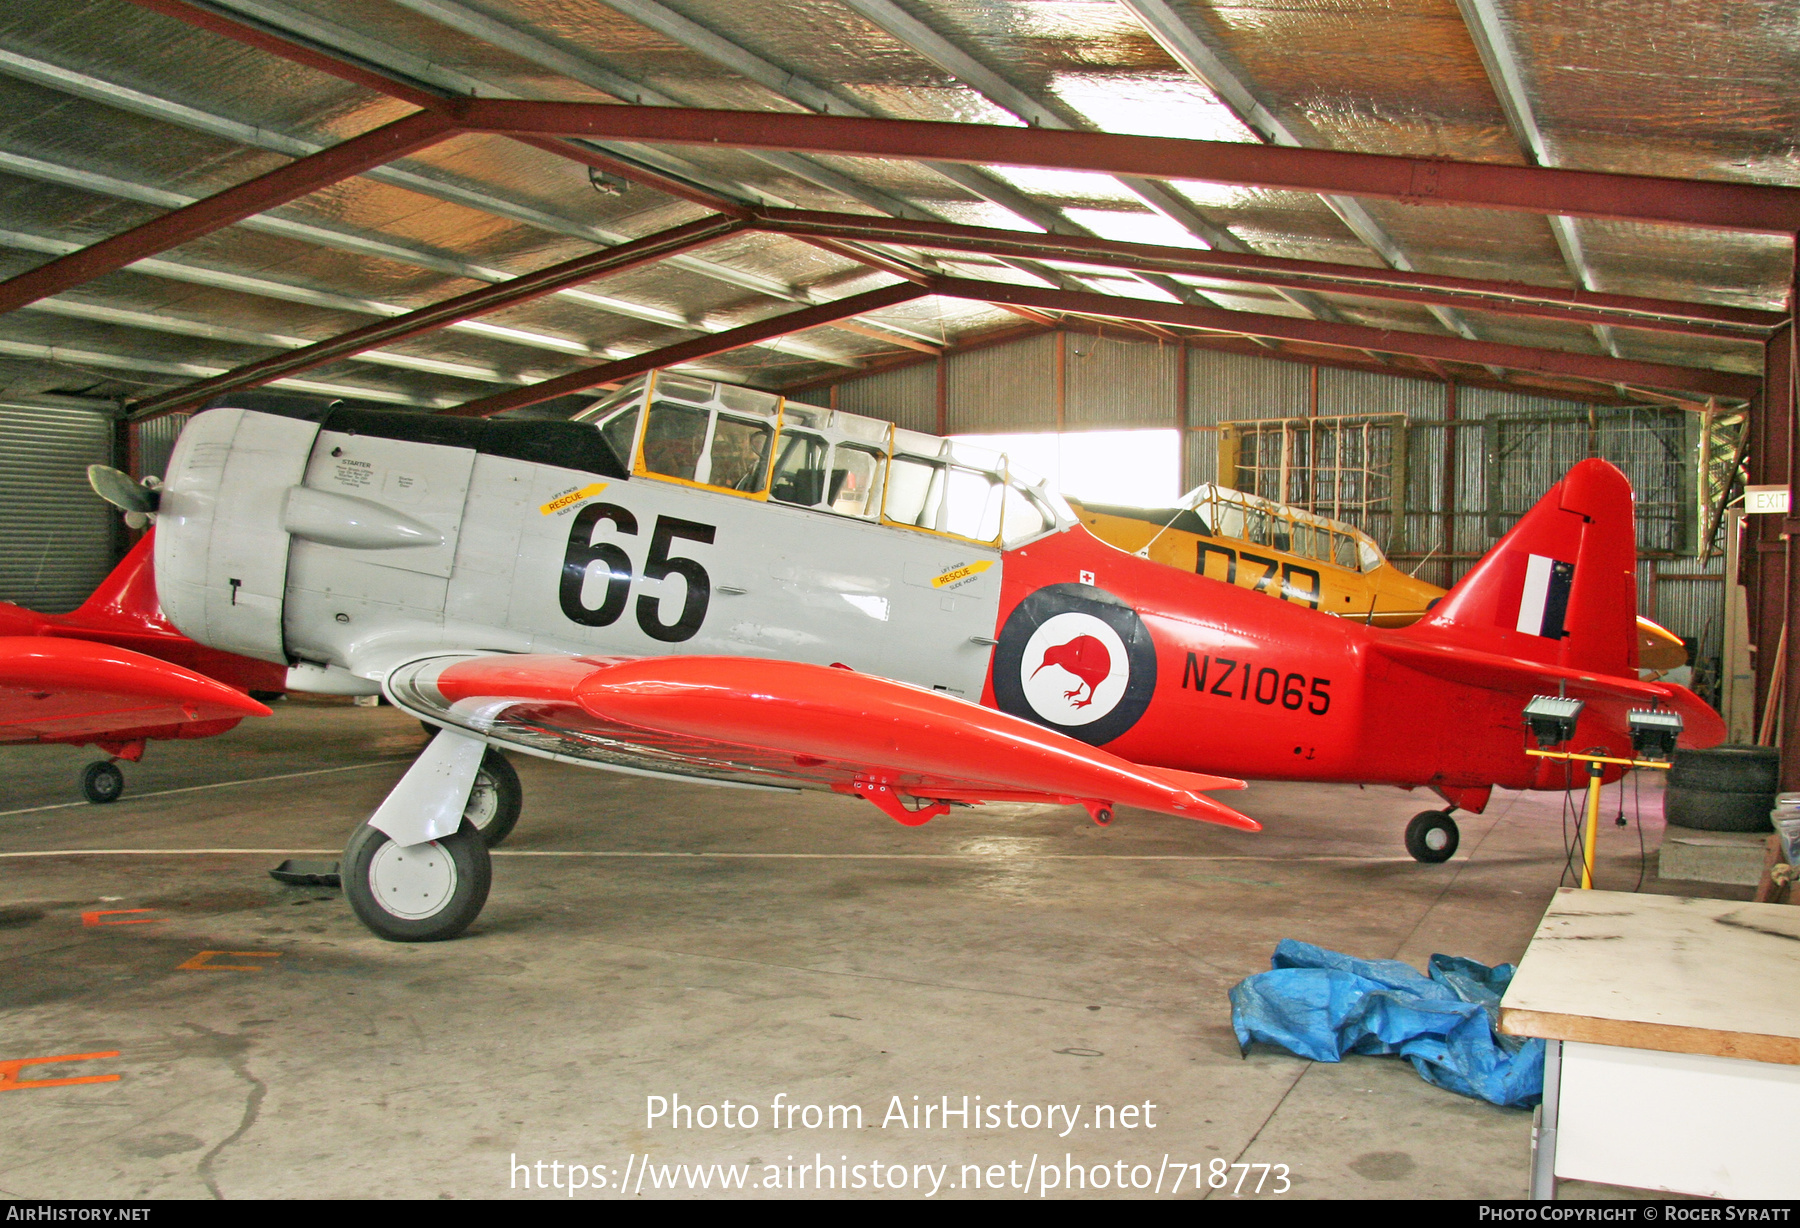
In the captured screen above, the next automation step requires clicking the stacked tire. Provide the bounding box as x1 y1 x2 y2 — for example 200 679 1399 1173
1663 745 1779 832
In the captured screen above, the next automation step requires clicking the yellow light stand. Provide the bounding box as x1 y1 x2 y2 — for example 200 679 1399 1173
1525 748 1672 888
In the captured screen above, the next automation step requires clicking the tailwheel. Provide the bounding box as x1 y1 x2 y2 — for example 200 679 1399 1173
1404 810 1460 863
80 761 125 804
463 751 521 848
342 819 490 942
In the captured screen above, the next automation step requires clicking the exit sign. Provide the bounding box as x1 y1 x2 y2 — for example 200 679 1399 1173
1745 485 1791 515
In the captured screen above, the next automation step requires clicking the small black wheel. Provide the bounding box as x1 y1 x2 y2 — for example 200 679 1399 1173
342 820 491 942
80 761 125 805
464 750 521 848
419 719 440 739
1405 810 1459 863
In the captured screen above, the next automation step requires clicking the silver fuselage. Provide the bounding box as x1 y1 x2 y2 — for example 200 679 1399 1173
156 406 1013 697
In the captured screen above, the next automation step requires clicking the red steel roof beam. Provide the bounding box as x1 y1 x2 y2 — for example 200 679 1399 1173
126 215 749 422
927 276 1762 401
450 282 930 417
0 110 459 318
753 209 1782 339
457 100 1800 235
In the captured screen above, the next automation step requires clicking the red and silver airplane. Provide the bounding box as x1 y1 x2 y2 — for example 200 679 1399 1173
98 376 1721 941
0 531 277 802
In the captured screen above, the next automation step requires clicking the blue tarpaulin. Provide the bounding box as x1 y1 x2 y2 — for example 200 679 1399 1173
1228 940 1545 1108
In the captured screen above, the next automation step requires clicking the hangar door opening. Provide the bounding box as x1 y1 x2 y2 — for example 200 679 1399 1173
951 429 1182 509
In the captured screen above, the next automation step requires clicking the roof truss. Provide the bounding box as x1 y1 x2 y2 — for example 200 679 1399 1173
5 0 1795 418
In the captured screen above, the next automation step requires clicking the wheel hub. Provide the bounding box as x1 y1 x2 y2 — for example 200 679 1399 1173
463 773 498 830
368 840 458 919
1425 827 1450 851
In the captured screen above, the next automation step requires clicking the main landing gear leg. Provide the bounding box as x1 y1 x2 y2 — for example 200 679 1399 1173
342 728 492 942
1405 809 1460 863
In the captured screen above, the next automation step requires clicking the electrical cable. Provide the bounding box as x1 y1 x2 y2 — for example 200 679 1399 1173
1631 768 1647 893
1559 756 1581 887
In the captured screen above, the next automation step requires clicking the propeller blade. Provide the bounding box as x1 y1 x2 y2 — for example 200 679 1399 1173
87 465 157 515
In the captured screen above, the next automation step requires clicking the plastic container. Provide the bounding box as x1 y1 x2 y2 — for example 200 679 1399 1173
1775 816 1800 866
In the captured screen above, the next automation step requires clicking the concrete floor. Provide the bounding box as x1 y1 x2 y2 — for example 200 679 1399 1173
0 698 1738 1200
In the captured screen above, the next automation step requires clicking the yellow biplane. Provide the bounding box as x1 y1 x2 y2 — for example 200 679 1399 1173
1071 484 1687 671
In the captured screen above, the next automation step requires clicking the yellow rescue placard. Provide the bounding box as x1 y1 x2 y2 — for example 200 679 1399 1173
932 560 995 589
540 483 607 516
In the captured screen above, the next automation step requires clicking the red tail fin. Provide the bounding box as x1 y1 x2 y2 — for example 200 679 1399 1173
1400 458 1638 677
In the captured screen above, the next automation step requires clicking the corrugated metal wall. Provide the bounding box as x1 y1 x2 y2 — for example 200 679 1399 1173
0 403 119 614
947 333 1056 432
1185 348 1311 487
1065 335 1179 430
1187 347 1312 424
837 362 937 434
1318 367 1447 421
132 412 190 482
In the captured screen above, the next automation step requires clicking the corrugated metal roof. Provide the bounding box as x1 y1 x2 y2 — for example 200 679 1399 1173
0 0 1784 417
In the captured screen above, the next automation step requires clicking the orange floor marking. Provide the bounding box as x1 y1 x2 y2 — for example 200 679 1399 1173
0 1051 121 1091
81 909 158 926
176 950 281 972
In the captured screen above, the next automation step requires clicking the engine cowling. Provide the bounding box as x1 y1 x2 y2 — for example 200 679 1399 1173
155 407 318 665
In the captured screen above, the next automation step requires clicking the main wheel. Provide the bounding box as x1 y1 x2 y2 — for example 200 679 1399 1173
463 750 521 848
80 761 125 804
1405 810 1459 863
342 820 491 942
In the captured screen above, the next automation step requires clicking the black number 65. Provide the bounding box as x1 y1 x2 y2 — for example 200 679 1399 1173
559 505 715 643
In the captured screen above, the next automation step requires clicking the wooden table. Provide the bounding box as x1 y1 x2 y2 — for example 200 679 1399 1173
1498 888 1800 1199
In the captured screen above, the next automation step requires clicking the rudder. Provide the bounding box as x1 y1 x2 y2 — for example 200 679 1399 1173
1398 459 1638 677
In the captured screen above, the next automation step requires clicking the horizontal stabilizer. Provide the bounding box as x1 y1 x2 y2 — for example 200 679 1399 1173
1373 635 1725 747
0 636 270 742
0 637 270 714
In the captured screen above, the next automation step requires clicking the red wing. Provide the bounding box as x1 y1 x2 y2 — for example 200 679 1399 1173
384 653 1257 830
0 636 271 745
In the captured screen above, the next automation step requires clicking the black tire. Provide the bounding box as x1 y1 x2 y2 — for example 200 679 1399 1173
1664 785 1775 833
419 719 441 738
1667 745 1780 793
464 751 521 848
1405 810 1459 863
341 820 491 942
80 761 124 804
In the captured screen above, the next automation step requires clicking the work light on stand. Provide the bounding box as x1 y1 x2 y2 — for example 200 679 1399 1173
1627 708 1683 761
1524 695 1584 748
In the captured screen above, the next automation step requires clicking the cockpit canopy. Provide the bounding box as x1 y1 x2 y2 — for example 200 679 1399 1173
1180 483 1387 574
574 373 1071 549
